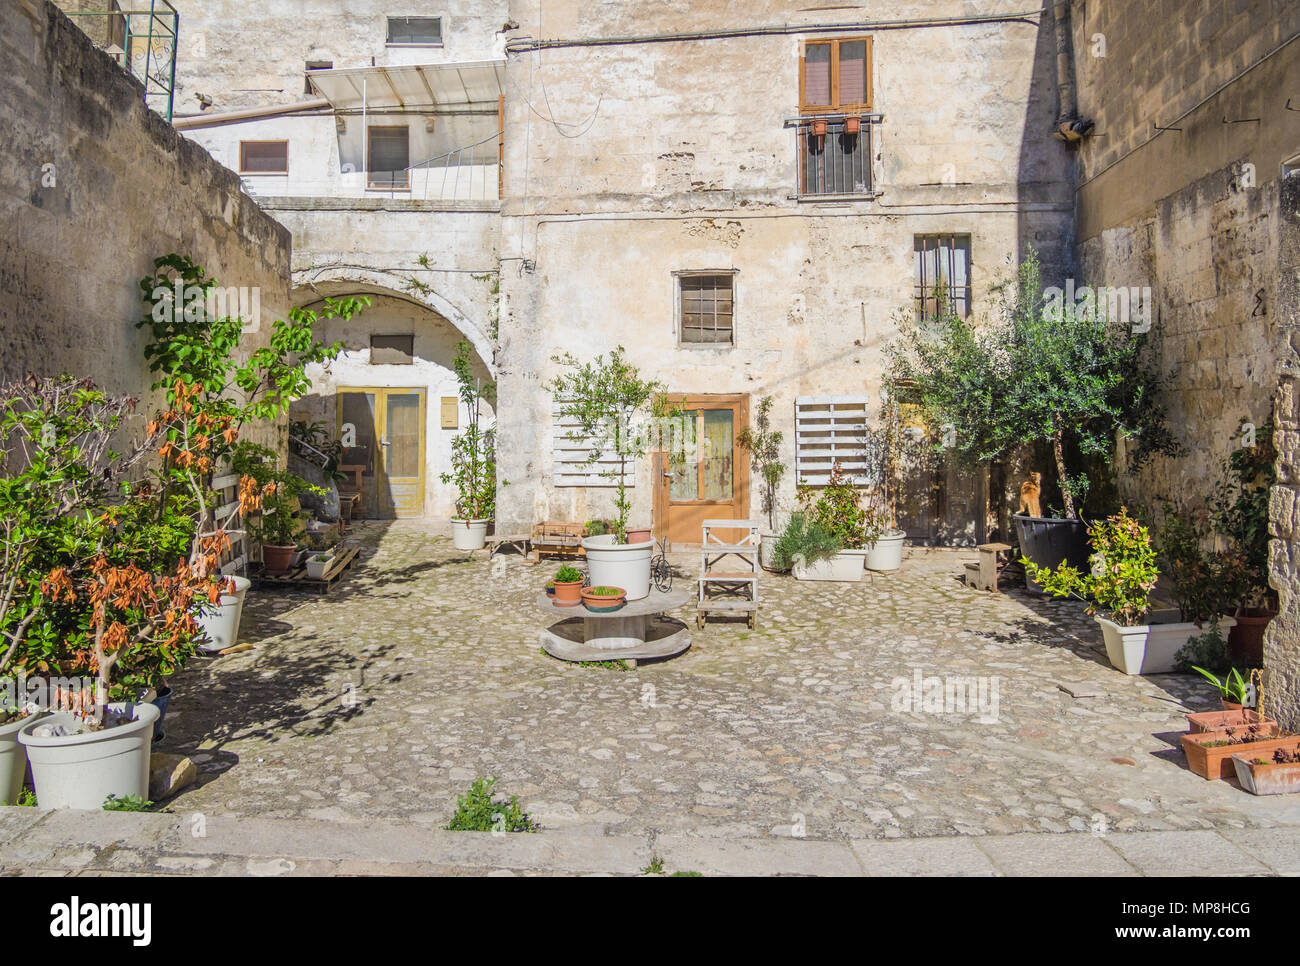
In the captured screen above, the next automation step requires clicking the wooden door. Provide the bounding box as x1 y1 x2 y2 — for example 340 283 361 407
654 394 749 545
338 388 426 518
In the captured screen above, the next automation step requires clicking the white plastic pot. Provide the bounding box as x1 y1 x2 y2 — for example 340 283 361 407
451 518 489 551
581 534 654 600
793 549 865 582
1096 611 1239 675
195 575 251 654
865 530 906 572
19 702 159 810
305 554 334 579
0 711 44 805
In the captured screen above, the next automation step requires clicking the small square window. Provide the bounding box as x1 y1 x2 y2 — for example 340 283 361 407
678 273 735 346
367 126 410 188
239 140 288 174
386 16 442 46
371 334 414 364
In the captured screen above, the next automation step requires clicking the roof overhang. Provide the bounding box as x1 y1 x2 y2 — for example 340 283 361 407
308 61 506 113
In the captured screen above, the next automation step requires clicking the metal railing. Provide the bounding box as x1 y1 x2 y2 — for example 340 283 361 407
400 131 501 202
62 0 179 121
789 114 880 199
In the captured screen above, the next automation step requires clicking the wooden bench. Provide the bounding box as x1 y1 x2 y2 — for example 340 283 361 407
965 542 1013 593
698 519 760 629
488 533 531 560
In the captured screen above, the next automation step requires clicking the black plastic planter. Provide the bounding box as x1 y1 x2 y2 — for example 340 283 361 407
1013 514 1090 594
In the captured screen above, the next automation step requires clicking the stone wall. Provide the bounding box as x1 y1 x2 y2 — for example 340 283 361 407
0 0 291 432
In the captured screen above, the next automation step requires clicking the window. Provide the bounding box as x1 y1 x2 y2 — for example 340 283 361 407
370 334 414 364
386 16 442 46
914 235 972 319
367 126 409 188
304 60 333 94
239 140 288 174
800 37 872 114
677 272 735 346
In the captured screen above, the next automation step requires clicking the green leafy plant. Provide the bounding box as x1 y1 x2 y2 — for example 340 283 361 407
233 443 312 548
1022 507 1158 625
547 347 668 543
738 396 786 531
584 519 614 536
103 793 152 812
1211 420 1276 611
1156 506 1249 624
554 565 583 584
587 586 622 597
642 855 665 875
1176 620 1233 675
798 462 875 548
1188 665 1250 706
11 788 35 807
887 246 1178 519
445 777 538 832
439 340 497 521
771 510 843 573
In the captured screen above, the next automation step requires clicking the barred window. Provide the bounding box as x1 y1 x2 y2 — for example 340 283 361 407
914 235 972 319
678 273 735 346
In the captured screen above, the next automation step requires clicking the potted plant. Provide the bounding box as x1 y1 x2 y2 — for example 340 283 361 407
788 463 870 581
548 347 667 600
1188 664 1254 712
1025 508 1236 675
771 511 847 581
737 395 787 571
441 340 497 550
1231 746 1300 795
581 585 627 612
1180 724 1298 781
552 565 584 607
305 551 335 579
887 247 1178 585
863 390 907 572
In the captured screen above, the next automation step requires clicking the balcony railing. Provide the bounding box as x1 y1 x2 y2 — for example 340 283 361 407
62 1 179 121
789 114 880 199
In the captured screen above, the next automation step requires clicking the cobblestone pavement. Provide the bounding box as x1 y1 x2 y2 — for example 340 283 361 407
156 521 1300 843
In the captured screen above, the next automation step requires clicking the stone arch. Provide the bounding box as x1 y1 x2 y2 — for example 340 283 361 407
291 267 495 376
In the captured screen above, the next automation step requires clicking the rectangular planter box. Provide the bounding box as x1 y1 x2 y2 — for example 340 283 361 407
793 549 865 582
1181 727 1296 780
1097 611 1237 675
1186 709 1275 734
1231 752 1300 795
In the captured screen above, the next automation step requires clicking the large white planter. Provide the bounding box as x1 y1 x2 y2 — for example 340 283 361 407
305 554 334 579
195 575 250 654
19 702 159 810
759 531 779 571
793 549 866 582
581 535 654 600
451 518 489 551
1096 610 1239 675
0 711 44 805
865 530 906 572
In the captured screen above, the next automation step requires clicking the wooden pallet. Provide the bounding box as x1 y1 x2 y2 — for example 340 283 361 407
253 545 362 594
529 521 587 563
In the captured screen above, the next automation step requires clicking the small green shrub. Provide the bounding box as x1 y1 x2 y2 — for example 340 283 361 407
1176 620 1233 675
8 788 35 807
446 777 538 833
1188 665 1250 705
771 510 842 573
555 565 583 584
642 855 665 875
103 794 151 812
587 586 622 597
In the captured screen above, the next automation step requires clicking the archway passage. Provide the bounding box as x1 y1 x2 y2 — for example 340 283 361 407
290 282 494 521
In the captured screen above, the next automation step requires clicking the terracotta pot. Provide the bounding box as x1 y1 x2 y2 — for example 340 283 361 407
581 585 627 612
262 544 296 575
625 528 652 544
1186 708 1275 734
1180 726 1295 780
1228 608 1275 667
1221 699 1245 712
811 119 827 137
1231 751 1300 795
844 115 861 134
553 578 583 607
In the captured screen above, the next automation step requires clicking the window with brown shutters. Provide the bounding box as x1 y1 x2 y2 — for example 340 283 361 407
678 273 735 346
367 126 409 188
800 37 872 114
239 140 288 174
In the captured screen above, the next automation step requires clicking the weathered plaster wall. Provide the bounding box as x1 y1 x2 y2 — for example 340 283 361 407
495 1 1074 536
0 0 290 432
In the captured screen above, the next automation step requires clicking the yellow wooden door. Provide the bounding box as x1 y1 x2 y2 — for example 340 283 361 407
338 388 426 519
654 394 749 545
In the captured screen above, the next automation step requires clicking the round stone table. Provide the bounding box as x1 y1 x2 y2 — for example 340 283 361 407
538 588 692 666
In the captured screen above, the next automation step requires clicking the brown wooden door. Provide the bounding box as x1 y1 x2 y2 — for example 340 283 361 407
654 394 749 545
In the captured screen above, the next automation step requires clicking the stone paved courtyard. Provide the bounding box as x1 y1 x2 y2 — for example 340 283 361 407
156 522 1300 842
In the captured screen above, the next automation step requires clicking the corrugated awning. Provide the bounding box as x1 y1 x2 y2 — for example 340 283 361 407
308 61 506 112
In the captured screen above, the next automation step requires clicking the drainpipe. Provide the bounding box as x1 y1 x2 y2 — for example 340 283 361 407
1051 0 1078 127
173 98 331 130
